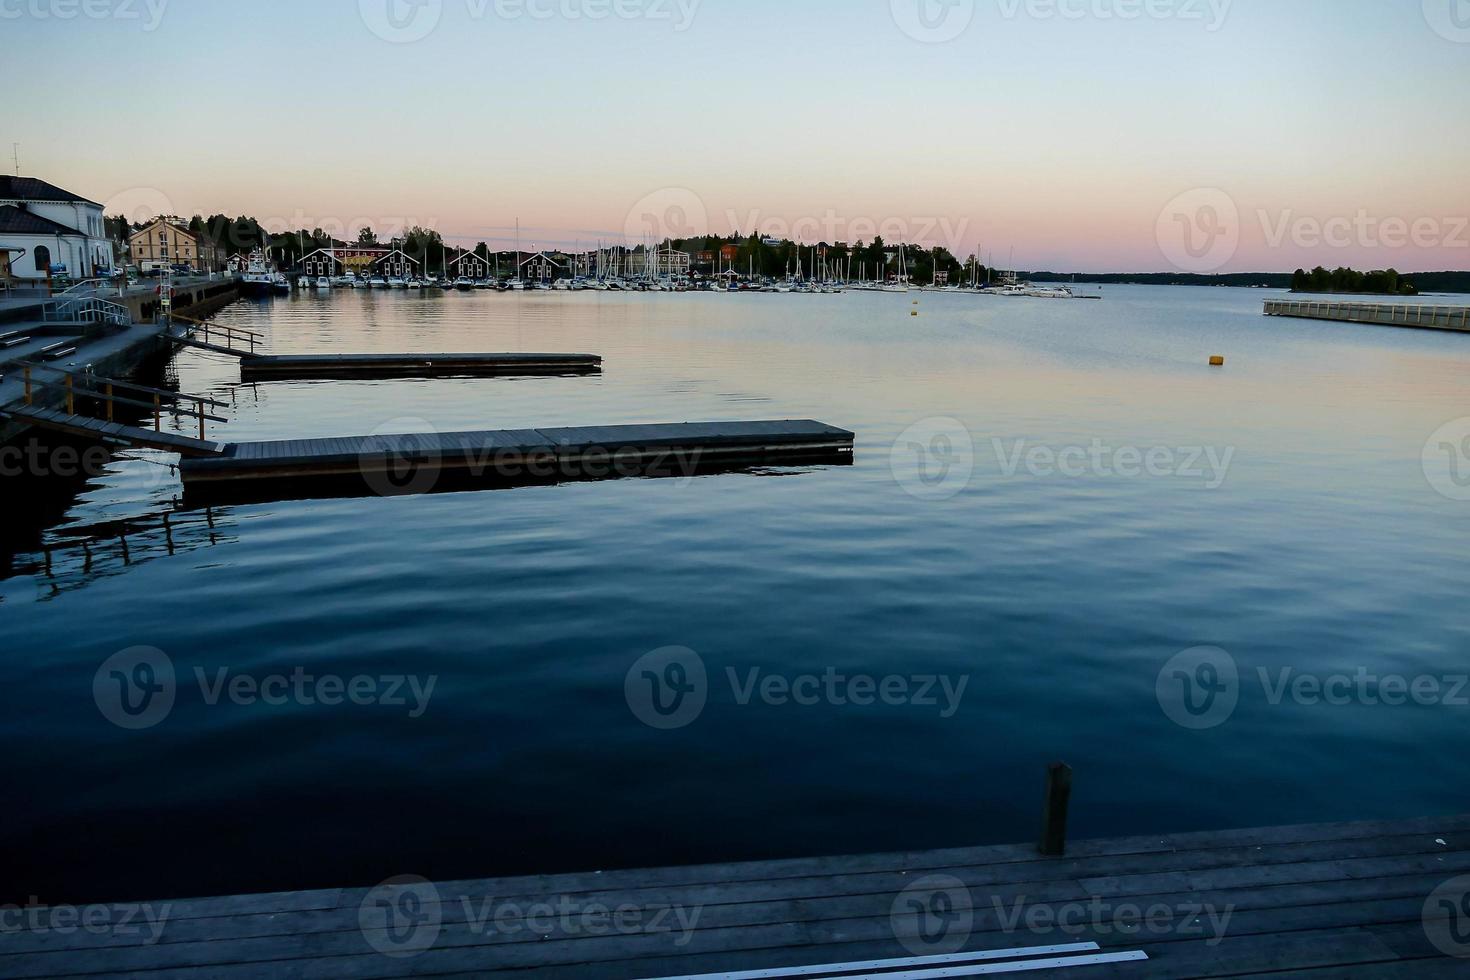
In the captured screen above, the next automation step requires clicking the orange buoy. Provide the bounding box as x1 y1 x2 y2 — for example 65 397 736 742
1210 356 1226 367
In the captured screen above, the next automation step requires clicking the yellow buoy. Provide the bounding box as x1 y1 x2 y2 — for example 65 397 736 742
911 310 919 317
1210 356 1226 367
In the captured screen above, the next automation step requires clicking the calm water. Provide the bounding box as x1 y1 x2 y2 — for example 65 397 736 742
4 286 1468 904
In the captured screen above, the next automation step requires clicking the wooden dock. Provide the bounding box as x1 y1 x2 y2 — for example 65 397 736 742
1264 299 1470 333
3 813 1466 978
237 351 603 380
176 420 855 488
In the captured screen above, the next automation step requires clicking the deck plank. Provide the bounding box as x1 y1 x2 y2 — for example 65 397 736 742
3 816 1467 978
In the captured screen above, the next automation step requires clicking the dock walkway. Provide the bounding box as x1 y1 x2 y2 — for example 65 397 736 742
178 419 855 486
2 813 1465 978
1264 299 1470 333
238 351 603 379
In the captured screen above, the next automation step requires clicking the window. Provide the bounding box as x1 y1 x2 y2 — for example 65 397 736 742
34 245 50 271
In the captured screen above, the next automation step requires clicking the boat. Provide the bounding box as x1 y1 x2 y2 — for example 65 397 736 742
296 276 311 289
506 277 526 290
350 277 367 288
239 250 278 298
407 278 423 289
369 276 388 289
387 276 407 289
454 276 474 291
315 276 331 289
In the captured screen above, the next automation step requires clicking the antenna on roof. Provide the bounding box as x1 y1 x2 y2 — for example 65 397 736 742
11 143 18 176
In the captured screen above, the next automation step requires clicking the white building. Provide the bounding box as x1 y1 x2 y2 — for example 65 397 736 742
0 176 113 283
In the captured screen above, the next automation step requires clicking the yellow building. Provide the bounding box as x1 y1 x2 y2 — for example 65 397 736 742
128 218 221 273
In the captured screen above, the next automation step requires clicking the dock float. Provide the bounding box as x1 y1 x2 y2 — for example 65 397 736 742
177 420 855 497
1265 299 1470 333
3 812 1465 978
238 351 603 380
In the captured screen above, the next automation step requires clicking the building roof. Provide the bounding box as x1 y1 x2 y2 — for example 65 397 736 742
0 204 87 237
0 176 102 208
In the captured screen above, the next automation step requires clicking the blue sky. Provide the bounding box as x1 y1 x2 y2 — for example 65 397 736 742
5 0 1468 270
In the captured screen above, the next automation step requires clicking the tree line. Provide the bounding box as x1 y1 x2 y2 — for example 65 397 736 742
1290 267 1417 296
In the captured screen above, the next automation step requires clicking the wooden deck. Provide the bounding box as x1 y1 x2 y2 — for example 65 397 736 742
3 814 1466 978
177 420 856 486
1264 299 1470 333
237 351 603 379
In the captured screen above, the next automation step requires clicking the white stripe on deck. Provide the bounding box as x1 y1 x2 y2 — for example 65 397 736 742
636 942 1149 979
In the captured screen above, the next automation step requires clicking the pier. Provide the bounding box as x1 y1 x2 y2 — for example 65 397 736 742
177 419 855 489
1264 299 1470 333
170 317 602 379
238 351 603 379
1 812 1464 978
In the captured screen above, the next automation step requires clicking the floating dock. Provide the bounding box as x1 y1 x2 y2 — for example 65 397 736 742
2 813 1464 978
1264 299 1470 333
177 420 855 490
238 351 603 380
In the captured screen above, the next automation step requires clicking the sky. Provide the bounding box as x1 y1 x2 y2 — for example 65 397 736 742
5 0 1469 272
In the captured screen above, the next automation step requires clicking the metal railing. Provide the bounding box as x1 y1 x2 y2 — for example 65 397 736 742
43 296 133 328
17 360 229 441
169 312 264 354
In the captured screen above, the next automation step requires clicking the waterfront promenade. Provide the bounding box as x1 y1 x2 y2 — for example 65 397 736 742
1 813 1465 978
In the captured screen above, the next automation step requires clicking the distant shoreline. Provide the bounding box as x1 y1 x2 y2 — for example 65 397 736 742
1022 271 1469 293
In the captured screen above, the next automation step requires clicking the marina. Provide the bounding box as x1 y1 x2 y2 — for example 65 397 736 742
7 4 1470 974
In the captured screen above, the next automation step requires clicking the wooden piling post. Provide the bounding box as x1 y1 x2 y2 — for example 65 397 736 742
153 393 161 432
106 383 114 422
23 366 32 405
1039 762 1073 857
65 375 74 415
198 403 205 442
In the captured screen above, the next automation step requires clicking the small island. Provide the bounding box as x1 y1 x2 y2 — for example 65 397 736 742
1291 266 1418 296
